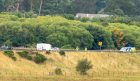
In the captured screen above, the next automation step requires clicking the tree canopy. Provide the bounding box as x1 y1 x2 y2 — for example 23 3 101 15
1 0 140 16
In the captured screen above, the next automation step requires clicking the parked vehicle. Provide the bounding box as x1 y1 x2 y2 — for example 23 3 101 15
0 45 13 50
120 47 136 53
36 43 52 51
51 47 60 51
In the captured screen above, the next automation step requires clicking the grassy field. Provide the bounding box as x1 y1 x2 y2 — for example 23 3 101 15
0 51 140 81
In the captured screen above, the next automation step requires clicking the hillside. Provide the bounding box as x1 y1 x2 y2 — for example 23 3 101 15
1 0 140 16
0 51 140 81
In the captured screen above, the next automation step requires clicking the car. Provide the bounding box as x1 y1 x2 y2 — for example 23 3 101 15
51 47 60 51
120 47 136 53
0 46 13 50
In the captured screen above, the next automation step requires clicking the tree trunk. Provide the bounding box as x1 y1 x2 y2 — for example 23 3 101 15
39 0 43 16
30 0 33 11
16 2 20 12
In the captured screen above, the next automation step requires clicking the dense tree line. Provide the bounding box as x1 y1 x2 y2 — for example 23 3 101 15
0 13 140 49
1 0 140 16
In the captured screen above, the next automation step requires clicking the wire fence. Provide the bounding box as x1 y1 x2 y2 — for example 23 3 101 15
0 71 140 81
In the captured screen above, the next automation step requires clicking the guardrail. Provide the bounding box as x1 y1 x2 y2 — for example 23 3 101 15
0 47 140 53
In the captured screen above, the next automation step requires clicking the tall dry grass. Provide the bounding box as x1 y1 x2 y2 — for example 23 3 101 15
0 51 140 81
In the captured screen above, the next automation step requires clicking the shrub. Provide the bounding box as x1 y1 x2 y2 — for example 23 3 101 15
61 45 73 49
11 56 17 61
80 17 90 22
55 68 63 75
17 51 32 61
18 51 28 58
63 14 75 20
4 51 14 57
34 53 46 64
76 59 92 75
59 50 65 56
27 56 32 60
101 22 109 27
4 50 17 61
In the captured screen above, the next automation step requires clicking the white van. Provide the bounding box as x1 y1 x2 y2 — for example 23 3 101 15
120 47 136 53
36 43 52 51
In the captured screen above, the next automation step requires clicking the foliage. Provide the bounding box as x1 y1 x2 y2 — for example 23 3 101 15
111 28 125 49
80 17 90 22
0 14 140 49
101 22 109 27
18 51 28 58
104 0 140 16
18 51 46 63
4 40 12 47
1 0 140 16
4 50 17 61
27 55 32 60
17 51 32 61
55 68 63 75
76 59 92 75
86 25 115 49
61 45 74 49
46 33 69 47
108 23 140 49
59 50 65 56
63 14 75 20
34 53 46 64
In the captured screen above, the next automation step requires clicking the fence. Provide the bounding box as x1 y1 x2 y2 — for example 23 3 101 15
1 48 140 81
4 47 140 53
0 71 140 81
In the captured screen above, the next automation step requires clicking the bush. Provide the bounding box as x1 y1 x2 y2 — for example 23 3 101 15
27 56 32 60
59 50 65 56
34 53 46 64
63 14 75 20
101 22 109 27
55 68 63 75
17 51 28 58
4 51 14 57
61 45 73 49
4 50 17 61
80 17 90 22
11 56 17 61
17 51 32 61
76 59 92 75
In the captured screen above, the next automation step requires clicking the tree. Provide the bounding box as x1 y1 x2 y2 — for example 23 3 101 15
4 40 12 47
71 0 98 13
86 25 114 49
0 0 4 12
46 33 69 47
104 0 140 16
76 59 92 75
38 0 43 15
112 28 125 49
